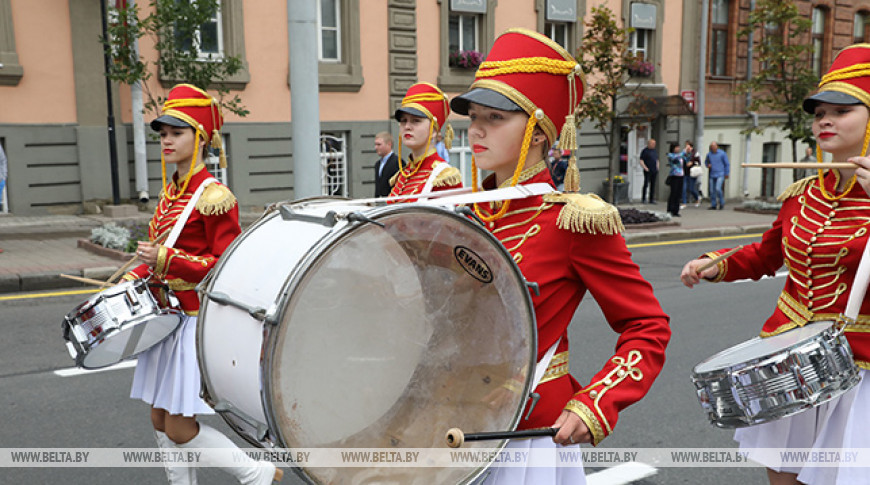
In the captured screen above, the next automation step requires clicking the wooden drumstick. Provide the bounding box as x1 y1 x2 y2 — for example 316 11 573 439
60 274 110 287
445 427 558 448
104 233 169 287
741 162 855 170
697 245 743 273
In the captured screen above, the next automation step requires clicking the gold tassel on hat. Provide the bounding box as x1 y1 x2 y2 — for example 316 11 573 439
559 112 580 192
444 122 455 150
211 130 227 169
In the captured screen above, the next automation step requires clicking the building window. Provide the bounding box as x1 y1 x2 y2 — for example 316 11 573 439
855 12 869 44
709 0 729 76
629 29 650 61
449 14 479 53
175 1 223 59
320 133 347 197
160 0 250 89
812 7 827 78
0 0 23 85
438 1 496 92
546 22 570 50
317 0 341 62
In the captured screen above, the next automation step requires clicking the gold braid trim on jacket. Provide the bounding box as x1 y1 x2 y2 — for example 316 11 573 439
543 193 624 235
431 163 463 187
196 183 237 216
777 176 816 202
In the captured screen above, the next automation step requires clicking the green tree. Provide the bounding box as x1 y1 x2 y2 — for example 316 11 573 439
734 0 817 181
104 0 248 117
576 5 653 202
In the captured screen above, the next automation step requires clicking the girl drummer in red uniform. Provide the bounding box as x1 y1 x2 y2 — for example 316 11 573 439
389 82 463 201
681 44 870 485
125 84 281 484
450 29 671 483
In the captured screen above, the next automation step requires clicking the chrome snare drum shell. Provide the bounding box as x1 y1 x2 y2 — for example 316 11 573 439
691 321 861 428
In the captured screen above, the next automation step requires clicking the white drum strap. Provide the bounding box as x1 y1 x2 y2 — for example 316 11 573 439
164 177 216 249
418 162 450 199
532 338 562 392
845 237 870 321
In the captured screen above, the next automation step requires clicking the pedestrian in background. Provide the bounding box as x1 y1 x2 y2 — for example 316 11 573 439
639 138 659 204
682 140 701 207
372 132 399 197
705 141 730 210
798 145 817 181
666 143 684 217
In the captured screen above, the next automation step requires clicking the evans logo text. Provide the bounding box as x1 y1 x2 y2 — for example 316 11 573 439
454 246 493 283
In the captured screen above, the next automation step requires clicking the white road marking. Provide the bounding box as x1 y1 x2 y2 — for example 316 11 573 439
53 360 137 377
586 461 658 485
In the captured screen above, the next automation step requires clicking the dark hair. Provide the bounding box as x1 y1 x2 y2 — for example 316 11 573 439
670 143 680 152
685 140 694 149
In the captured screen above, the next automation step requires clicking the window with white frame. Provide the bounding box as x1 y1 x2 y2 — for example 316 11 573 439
629 29 649 61
710 0 729 76
449 14 479 55
855 12 869 44
317 0 341 62
175 0 224 60
812 7 827 77
320 133 347 197
546 22 569 50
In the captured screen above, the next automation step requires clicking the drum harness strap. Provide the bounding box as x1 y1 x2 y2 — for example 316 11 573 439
147 177 216 293
419 162 449 197
525 338 561 420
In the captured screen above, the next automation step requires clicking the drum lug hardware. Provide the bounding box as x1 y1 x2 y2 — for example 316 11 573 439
455 205 484 226
213 400 270 442
206 291 269 322
524 392 541 420
345 211 384 228
525 280 540 297
279 205 339 227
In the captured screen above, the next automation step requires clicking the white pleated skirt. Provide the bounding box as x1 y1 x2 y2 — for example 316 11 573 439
129 315 214 417
473 437 587 485
734 369 870 484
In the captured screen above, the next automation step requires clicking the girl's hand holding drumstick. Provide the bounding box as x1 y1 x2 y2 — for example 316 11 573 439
680 246 743 288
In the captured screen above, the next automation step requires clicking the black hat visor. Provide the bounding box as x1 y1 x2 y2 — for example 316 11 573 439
450 88 523 115
802 91 863 114
150 115 193 132
394 106 428 122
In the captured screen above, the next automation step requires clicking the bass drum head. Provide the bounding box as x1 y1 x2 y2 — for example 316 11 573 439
266 205 536 484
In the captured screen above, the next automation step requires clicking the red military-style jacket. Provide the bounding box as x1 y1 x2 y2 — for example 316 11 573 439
476 160 671 445
707 171 870 370
387 151 462 202
124 165 241 315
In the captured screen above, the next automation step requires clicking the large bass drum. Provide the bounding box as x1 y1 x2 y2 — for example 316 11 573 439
197 201 537 484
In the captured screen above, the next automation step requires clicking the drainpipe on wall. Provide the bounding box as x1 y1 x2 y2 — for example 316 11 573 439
130 1 148 203
697 0 709 170
742 0 756 197
287 0 321 198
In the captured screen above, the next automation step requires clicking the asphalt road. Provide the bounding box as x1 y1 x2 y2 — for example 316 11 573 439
0 234 780 484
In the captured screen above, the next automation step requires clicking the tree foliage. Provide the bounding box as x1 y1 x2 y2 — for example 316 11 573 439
103 0 248 118
734 0 816 167
576 5 653 201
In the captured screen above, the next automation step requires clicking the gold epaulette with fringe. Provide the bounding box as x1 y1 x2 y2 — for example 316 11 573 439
543 192 624 235
432 163 463 187
389 171 400 187
196 183 237 216
777 176 816 202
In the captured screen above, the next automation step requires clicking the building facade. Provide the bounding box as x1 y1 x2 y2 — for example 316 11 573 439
4 0 845 216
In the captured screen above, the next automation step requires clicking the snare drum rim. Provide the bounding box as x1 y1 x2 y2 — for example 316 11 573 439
262 203 537 484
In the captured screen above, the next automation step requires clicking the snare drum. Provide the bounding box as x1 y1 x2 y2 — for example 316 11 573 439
198 202 537 484
62 279 183 369
692 321 861 428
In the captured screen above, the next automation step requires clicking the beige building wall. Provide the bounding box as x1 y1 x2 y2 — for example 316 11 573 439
0 1 76 124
